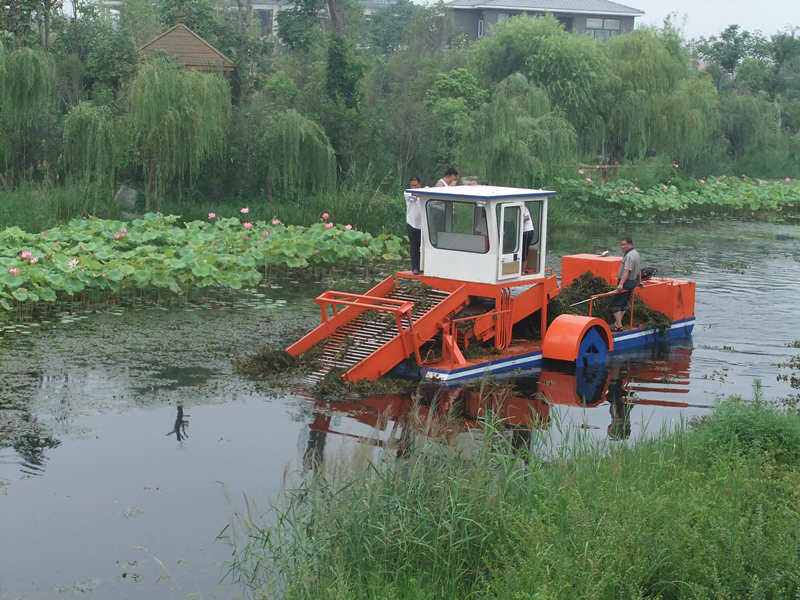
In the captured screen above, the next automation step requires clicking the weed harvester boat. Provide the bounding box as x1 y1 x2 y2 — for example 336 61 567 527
286 185 695 385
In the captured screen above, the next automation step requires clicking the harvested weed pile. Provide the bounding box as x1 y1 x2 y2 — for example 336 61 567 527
233 343 323 378
312 368 419 401
549 273 671 332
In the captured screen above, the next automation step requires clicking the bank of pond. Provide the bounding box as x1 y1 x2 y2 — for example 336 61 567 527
232 397 800 600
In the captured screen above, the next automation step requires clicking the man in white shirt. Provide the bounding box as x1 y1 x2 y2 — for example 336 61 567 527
404 176 423 274
522 203 535 271
435 167 459 187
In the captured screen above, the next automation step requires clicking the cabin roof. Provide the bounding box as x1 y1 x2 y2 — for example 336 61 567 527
408 185 556 200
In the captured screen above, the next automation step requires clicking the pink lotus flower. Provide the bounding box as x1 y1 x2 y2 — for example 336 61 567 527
8 267 21 277
240 207 250 214
243 222 253 230
271 217 281 226
113 227 128 241
208 212 216 220
321 212 330 221
19 250 32 261
344 224 353 230
68 258 79 269
324 222 334 229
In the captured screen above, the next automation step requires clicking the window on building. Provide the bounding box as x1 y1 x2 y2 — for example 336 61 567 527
477 18 485 38
254 8 274 36
426 200 489 254
585 17 621 40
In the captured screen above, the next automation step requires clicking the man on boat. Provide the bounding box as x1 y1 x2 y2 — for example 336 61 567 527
404 176 423 274
611 237 641 331
522 203 535 272
435 167 459 187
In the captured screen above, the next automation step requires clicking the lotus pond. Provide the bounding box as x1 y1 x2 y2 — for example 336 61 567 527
1 220 799 600
0 213 405 315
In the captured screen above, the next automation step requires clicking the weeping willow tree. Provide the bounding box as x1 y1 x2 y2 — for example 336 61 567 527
0 47 56 182
461 74 576 187
232 94 336 201
128 59 231 208
654 77 722 173
602 30 691 162
63 102 119 194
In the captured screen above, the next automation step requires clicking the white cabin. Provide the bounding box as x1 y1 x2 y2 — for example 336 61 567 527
407 185 554 284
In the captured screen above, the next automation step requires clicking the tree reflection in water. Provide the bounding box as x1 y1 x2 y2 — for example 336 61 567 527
166 403 190 442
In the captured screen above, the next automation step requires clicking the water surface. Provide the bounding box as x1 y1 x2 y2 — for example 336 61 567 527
1 221 799 599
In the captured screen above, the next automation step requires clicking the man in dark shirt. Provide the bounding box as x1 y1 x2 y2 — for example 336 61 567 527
611 237 641 331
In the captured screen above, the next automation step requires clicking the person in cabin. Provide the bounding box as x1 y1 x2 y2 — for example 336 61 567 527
521 203 535 272
404 176 424 275
435 167 459 187
611 237 641 331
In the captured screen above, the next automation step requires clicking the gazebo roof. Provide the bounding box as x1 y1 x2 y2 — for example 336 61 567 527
139 23 235 73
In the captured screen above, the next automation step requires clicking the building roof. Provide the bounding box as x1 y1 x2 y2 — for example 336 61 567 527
139 23 236 73
408 185 556 201
447 0 644 16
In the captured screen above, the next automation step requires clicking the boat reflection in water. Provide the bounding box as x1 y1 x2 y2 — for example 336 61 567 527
301 344 705 468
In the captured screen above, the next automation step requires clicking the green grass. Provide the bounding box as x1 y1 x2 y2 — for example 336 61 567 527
229 398 800 599
0 183 120 232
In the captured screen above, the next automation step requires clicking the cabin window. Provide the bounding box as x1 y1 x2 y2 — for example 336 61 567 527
477 18 485 38
495 205 521 254
426 200 489 254
525 201 542 245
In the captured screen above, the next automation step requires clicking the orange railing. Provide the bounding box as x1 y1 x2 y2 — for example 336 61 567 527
315 291 421 363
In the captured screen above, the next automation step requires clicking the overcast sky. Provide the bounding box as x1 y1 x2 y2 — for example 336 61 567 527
625 0 800 39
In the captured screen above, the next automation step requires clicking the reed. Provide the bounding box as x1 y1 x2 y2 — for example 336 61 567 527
228 395 800 600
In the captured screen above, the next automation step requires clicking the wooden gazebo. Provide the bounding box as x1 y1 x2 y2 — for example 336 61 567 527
139 23 235 74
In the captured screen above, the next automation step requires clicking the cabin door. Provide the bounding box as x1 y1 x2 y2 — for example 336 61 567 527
497 202 523 280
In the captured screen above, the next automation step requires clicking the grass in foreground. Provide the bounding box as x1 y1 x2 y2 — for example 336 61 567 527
230 398 800 599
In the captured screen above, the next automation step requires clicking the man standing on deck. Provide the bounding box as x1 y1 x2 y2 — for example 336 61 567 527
435 167 459 187
405 176 423 274
611 237 641 331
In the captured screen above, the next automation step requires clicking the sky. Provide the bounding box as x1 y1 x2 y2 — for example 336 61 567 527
624 0 800 40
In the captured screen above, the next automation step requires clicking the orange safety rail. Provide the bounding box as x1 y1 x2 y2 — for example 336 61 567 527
343 285 469 382
316 291 414 322
286 275 396 357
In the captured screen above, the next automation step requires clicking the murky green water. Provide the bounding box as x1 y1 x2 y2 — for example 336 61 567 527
1 221 799 599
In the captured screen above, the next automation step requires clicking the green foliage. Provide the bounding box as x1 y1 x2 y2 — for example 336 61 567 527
365 0 420 54
593 175 800 218
325 34 363 108
231 99 336 200
53 5 137 102
62 102 118 193
128 59 231 205
276 0 325 51
0 183 120 232
159 0 218 40
0 214 405 312
0 46 57 182
463 74 576 186
232 399 800 599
